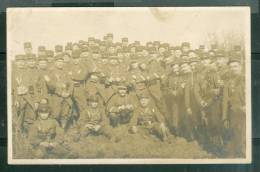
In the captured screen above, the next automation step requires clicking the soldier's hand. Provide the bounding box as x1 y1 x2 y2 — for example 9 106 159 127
223 120 230 129
61 92 70 98
49 142 58 148
94 125 101 132
201 101 207 107
40 141 50 147
44 75 50 82
34 102 39 110
126 104 133 110
130 126 138 134
201 111 208 126
218 79 224 87
187 108 192 115
171 90 177 96
15 101 19 108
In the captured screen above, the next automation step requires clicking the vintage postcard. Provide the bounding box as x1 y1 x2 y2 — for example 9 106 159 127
7 7 251 164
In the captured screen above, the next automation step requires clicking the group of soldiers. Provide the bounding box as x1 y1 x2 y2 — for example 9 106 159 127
12 33 246 158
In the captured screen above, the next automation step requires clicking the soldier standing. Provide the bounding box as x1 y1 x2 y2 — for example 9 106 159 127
223 56 245 157
69 50 89 120
12 55 30 138
178 60 196 141
20 54 38 135
35 54 50 101
161 60 182 135
44 54 73 130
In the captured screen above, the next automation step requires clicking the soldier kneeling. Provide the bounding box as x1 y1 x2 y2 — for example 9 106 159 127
129 93 170 142
78 95 110 138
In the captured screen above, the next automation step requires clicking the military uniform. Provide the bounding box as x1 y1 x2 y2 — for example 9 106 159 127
78 95 110 138
69 50 89 119
12 55 32 136
28 99 73 158
223 58 245 157
130 92 169 141
106 85 137 127
46 55 73 128
19 54 39 134
162 61 182 134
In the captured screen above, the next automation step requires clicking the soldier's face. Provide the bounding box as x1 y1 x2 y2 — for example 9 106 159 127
182 56 189 60
15 60 25 68
47 57 54 63
107 37 113 43
118 53 123 58
108 47 115 54
172 65 179 74
27 59 36 68
110 59 118 65
63 55 70 62
90 74 99 82
230 62 242 75
39 112 49 120
189 52 197 59
202 59 211 66
122 41 128 47
100 46 106 51
175 50 182 58
142 50 149 57
217 57 228 66
131 62 138 69
140 98 150 107
55 60 64 69
80 52 89 58
89 41 95 46
90 101 98 108
147 44 153 48
65 50 72 55
72 58 80 65
182 46 190 53
118 89 127 97
38 51 45 57
102 58 108 64
116 46 121 50
139 63 147 70
38 60 48 70
190 62 198 70
158 47 166 55
181 64 191 74
24 47 32 55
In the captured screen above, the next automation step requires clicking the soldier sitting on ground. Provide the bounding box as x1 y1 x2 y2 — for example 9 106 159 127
28 98 74 158
129 92 170 142
78 95 110 139
106 84 135 128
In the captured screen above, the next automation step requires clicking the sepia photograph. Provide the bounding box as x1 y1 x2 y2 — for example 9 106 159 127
7 7 251 164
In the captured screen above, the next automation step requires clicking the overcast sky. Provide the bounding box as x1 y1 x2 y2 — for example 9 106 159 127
7 7 249 59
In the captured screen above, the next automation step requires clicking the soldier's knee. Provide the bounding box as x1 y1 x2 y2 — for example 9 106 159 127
33 148 46 158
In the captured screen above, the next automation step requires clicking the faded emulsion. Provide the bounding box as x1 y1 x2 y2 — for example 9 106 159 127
7 7 251 164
